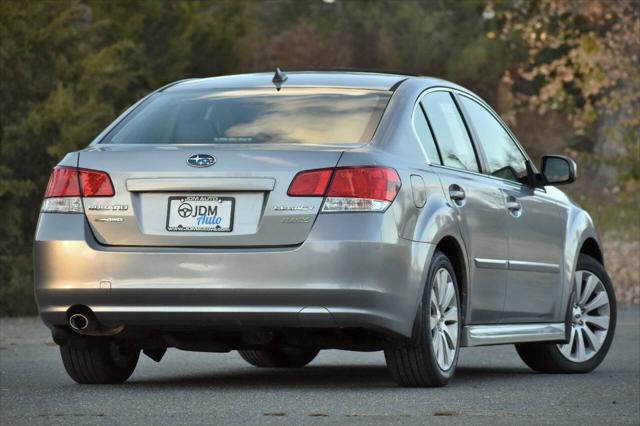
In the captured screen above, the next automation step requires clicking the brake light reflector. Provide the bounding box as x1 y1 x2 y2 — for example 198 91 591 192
287 166 401 212
288 168 333 197
42 166 114 213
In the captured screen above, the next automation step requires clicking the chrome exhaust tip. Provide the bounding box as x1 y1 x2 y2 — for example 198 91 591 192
69 313 90 331
67 307 123 335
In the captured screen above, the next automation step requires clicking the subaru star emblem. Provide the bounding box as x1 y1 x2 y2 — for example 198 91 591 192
187 154 216 168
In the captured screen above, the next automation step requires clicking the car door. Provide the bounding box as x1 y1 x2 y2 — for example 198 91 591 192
420 91 508 325
457 94 567 323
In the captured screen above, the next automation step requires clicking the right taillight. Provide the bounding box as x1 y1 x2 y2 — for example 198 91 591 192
42 166 114 213
287 166 401 212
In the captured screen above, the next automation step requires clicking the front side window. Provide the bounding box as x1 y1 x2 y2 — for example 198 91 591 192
421 92 479 172
104 88 391 145
459 96 527 183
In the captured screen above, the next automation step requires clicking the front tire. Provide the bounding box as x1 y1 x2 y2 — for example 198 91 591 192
516 254 616 373
384 250 461 387
238 347 319 368
60 337 140 384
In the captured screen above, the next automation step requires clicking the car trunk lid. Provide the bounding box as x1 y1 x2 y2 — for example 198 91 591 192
79 144 344 247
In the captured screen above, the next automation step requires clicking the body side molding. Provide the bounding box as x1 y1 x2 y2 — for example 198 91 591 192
474 258 508 269
507 260 560 273
473 258 560 273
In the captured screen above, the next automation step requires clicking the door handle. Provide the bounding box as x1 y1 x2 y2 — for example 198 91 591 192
506 201 522 211
448 184 466 205
506 196 522 217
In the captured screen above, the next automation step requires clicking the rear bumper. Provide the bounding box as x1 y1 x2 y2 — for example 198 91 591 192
34 213 433 337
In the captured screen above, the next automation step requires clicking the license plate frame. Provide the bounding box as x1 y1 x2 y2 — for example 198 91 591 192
165 195 235 232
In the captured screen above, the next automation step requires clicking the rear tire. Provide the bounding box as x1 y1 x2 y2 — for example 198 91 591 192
238 347 319 368
384 250 461 387
515 254 616 373
60 337 140 384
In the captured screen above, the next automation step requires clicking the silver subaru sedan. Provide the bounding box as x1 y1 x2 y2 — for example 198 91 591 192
34 70 616 387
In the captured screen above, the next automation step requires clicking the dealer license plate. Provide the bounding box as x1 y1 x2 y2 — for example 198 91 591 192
166 195 234 232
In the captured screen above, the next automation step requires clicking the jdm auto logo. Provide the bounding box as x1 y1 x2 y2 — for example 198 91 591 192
187 154 216 168
177 202 193 218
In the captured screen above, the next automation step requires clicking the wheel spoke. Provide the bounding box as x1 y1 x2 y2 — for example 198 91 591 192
431 289 438 306
434 332 442 363
443 306 458 323
575 327 587 361
442 326 458 349
433 275 441 305
437 270 448 306
441 281 455 310
447 322 459 340
430 267 459 371
430 316 438 331
574 270 584 302
584 313 609 330
559 327 576 357
429 291 439 330
579 275 599 305
582 326 601 351
584 291 608 313
440 333 449 366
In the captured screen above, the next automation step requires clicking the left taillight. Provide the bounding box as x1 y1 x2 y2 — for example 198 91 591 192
42 166 114 213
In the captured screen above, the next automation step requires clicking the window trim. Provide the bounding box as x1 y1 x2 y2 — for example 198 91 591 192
410 88 444 166
413 102 443 164
419 102 443 164
411 87 483 173
411 86 547 193
447 92 486 174
411 86 546 191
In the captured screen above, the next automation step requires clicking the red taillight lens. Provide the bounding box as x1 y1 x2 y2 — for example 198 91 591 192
327 167 401 202
78 169 114 197
288 168 334 196
287 166 401 212
44 166 114 198
44 167 81 198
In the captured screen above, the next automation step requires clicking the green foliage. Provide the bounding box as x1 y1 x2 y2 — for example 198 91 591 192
0 0 250 316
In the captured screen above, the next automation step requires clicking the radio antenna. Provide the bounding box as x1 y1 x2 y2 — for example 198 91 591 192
272 67 288 90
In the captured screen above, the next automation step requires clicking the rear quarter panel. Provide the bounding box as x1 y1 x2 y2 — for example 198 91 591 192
336 78 469 324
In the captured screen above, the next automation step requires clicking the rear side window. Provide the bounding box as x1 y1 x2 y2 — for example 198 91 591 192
104 88 391 145
413 106 441 164
421 92 479 172
458 96 528 183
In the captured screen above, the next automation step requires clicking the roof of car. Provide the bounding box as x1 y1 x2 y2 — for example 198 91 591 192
163 70 424 92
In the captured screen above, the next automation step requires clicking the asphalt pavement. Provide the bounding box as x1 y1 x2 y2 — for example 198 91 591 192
1 308 638 425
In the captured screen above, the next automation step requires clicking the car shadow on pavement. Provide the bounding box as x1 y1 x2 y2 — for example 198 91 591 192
127 365 537 389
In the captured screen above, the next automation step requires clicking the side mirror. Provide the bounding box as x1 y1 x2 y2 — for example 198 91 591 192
541 155 577 186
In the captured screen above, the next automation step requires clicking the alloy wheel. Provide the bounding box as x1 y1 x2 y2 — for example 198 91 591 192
557 270 611 362
429 268 459 371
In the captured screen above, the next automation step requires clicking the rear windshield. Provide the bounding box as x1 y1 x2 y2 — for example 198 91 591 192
103 88 391 145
